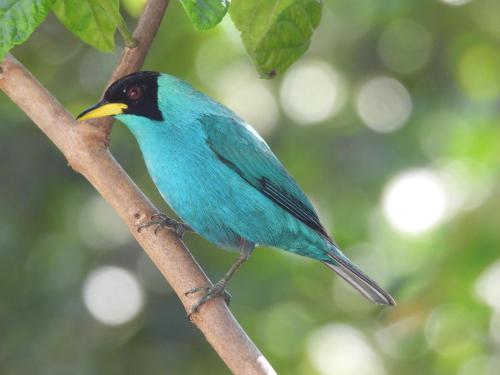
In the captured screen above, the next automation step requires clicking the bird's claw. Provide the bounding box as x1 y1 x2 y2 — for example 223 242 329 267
185 282 231 319
138 213 192 238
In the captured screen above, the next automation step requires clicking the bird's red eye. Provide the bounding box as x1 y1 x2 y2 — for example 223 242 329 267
126 85 143 101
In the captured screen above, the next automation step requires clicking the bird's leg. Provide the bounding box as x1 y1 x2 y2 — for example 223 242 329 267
138 213 193 238
185 251 250 319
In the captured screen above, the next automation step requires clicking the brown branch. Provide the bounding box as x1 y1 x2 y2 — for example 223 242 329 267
0 1 275 374
109 0 168 82
93 0 172 138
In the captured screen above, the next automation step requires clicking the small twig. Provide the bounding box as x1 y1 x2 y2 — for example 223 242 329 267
100 0 136 48
91 0 171 138
109 0 170 84
117 20 136 48
0 0 276 373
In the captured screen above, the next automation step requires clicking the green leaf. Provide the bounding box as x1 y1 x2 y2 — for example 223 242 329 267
179 0 229 30
0 0 54 60
53 0 121 52
230 0 322 78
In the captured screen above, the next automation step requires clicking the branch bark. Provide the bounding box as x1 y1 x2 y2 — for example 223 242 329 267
0 1 275 374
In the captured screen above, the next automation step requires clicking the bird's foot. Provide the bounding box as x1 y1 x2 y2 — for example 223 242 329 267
185 281 231 319
138 213 192 238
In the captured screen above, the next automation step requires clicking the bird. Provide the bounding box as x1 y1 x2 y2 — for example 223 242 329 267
77 71 396 314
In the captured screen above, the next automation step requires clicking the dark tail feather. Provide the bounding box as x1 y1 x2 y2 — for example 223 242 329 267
324 252 396 306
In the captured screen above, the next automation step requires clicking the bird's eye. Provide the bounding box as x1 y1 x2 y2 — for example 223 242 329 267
126 85 144 101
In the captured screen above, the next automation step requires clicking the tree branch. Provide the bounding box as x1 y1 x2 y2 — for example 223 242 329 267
0 1 275 374
93 0 172 138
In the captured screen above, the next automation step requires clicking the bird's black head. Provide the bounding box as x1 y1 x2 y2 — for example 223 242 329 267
77 71 163 121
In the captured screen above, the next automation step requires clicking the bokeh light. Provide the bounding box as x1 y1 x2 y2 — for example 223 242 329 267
378 20 433 74
214 61 279 134
355 76 412 133
475 260 500 311
280 59 347 125
322 0 377 43
382 169 448 235
262 302 313 358
121 0 147 17
83 266 144 326
375 315 429 359
195 33 242 87
439 0 473 6
489 312 500 344
456 43 500 101
308 324 386 375
438 159 494 213
78 194 132 250
424 305 477 356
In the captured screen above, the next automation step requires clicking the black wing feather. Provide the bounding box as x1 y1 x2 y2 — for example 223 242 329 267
258 177 329 238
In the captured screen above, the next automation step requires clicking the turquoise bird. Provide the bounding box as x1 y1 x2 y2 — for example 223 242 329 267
77 71 395 313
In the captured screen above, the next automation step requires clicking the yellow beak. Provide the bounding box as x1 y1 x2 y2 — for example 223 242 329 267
76 102 128 121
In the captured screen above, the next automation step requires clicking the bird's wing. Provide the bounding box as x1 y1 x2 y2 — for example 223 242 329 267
201 114 329 238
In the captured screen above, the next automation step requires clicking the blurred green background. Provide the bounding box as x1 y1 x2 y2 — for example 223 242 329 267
1 0 500 374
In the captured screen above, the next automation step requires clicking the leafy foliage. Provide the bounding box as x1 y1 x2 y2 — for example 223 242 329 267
0 0 321 77
179 0 229 30
53 0 121 52
0 0 54 60
230 0 322 78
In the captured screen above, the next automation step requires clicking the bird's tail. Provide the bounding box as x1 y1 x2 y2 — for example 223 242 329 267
323 244 396 306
